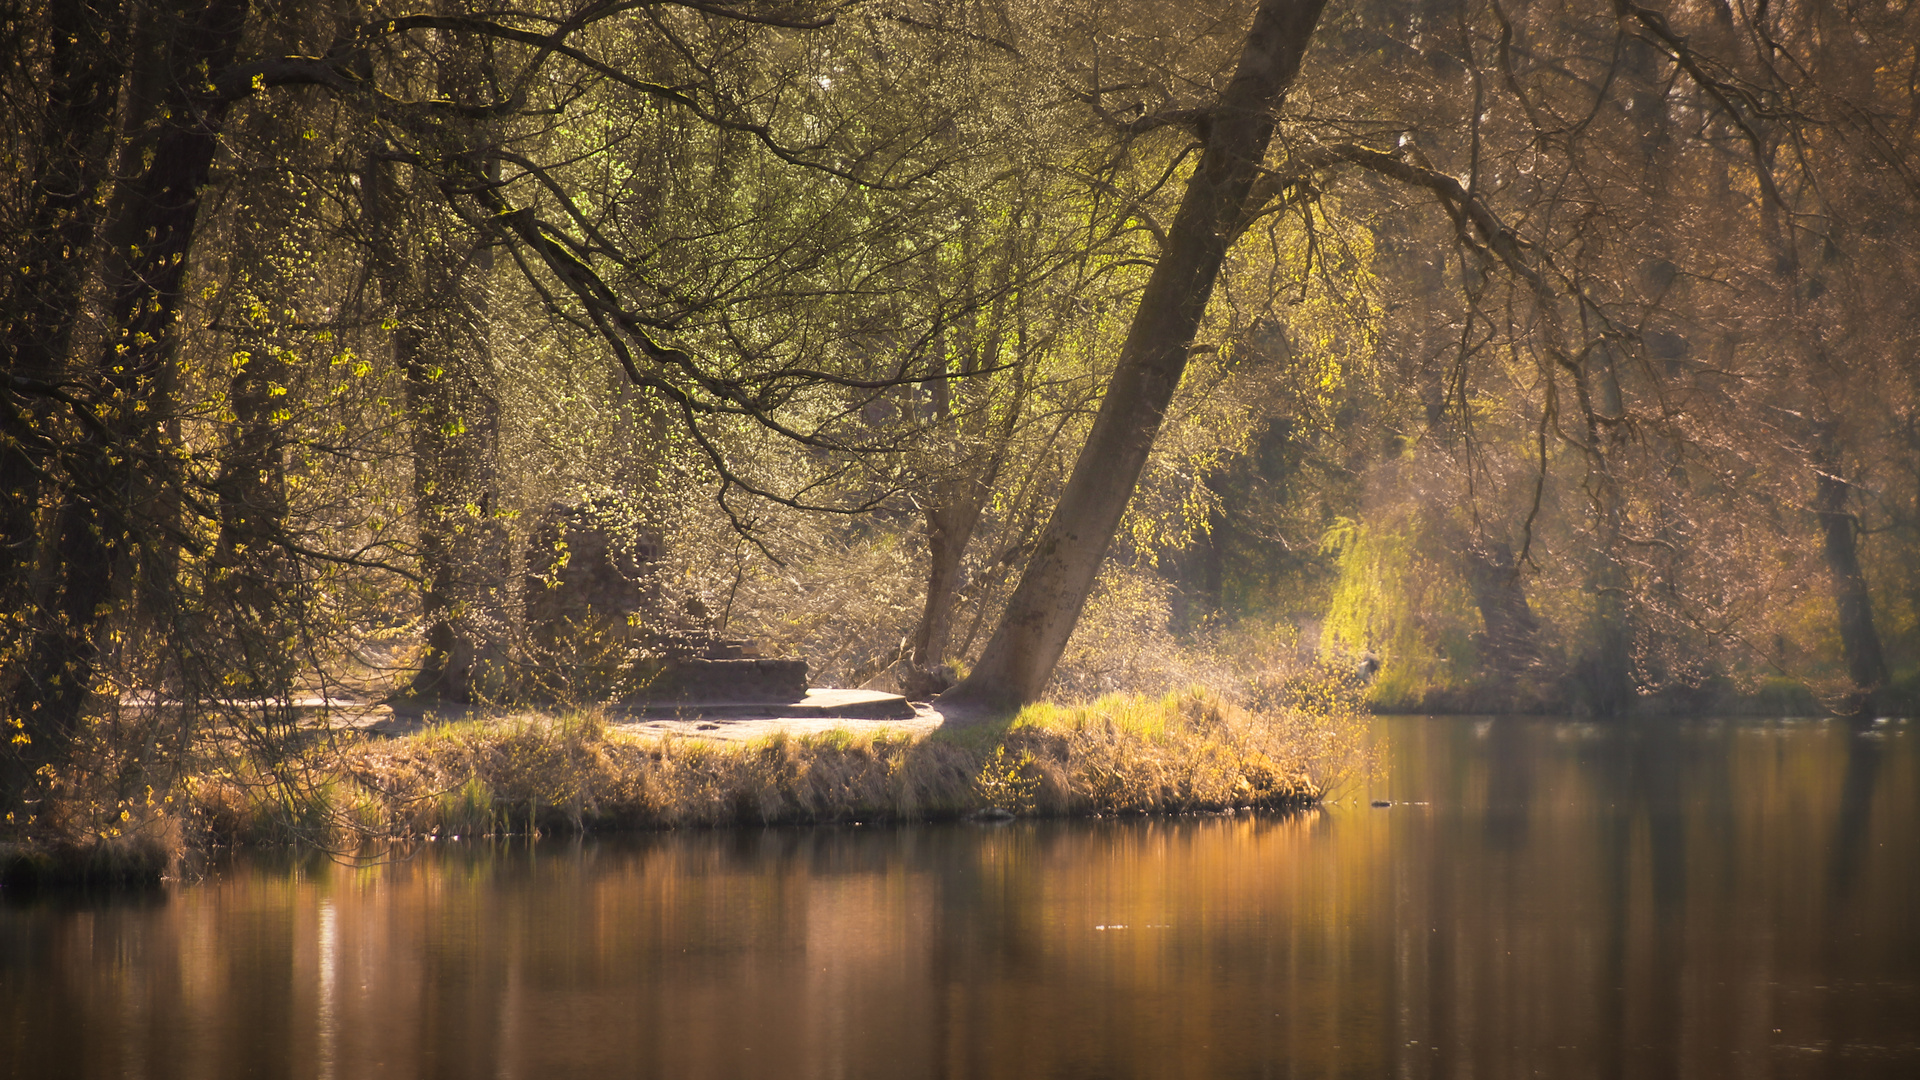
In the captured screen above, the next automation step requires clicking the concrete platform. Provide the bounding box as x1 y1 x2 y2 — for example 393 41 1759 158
609 688 930 743
631 687 916 720
612 704 942 744
134 689 930 741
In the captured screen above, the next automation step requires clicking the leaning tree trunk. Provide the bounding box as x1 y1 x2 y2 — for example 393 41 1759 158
939 0 1329 714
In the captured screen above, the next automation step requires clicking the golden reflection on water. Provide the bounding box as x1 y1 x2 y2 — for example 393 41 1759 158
3 717 1916 1079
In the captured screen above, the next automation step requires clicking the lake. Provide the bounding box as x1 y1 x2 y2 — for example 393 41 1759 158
4 715 1916 1078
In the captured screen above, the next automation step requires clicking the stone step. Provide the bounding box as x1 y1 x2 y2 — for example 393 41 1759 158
635 657 808 703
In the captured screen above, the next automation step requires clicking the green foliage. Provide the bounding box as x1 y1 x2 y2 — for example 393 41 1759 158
436 776 497 839
974 746 1040 814
1122 197 1384 566
1319 516 1484 709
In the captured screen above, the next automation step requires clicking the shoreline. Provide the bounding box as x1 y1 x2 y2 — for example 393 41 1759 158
1 688 1352 893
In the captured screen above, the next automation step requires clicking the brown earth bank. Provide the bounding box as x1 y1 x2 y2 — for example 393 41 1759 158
0 688 1364 893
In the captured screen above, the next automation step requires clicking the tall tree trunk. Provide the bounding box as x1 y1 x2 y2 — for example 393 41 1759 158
7 0 252 788
412 22 512 705
361 199 511 705
0 0 127 589
1583 494 1637 718
362 25 513 704
400 322 512 704
212 339 293 692
0 0 130 801
1749 112 1890 721
1567 334 1636 718
909 490 988 678
1737 100 1887 721
210 126 303 704
905 231 1030 695
939 0 1329 714
1464 537 1540 691
1812 428 1888 721
202 1 339 728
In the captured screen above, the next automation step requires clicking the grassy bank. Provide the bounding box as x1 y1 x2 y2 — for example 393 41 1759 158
3 688 1364 886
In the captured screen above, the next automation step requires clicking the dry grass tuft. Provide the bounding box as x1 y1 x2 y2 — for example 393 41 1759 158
998 686 1365 815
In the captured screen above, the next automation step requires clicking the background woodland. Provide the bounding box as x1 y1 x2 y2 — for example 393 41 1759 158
3 0 1917 826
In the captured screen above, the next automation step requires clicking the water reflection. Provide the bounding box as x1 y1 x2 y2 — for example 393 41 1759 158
3 717 1915 1079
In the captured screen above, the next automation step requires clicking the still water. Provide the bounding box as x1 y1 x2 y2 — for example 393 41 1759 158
4 716 1916 1079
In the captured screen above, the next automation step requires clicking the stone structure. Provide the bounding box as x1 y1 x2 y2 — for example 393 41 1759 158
643 657 810 703
520 500 808 703
523 499 657 650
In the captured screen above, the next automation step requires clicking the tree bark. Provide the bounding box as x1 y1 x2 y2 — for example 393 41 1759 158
400 322 513 704
0 0 130 800
210 156 302 703
1464 537 1540 690
0 0 128 602
1564 330 1636 718
362 21 513 704
938 0 1329 714
1812 433 1888 721
904 231 1030 695
909 492 987 679
211 339 295 701
1582 497 1636 718
7 0 252 789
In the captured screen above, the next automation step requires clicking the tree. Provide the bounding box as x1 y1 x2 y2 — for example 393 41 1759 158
941 0 1331 713
4 0 254 799
0 0 134 797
